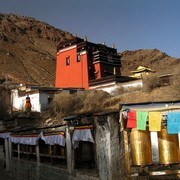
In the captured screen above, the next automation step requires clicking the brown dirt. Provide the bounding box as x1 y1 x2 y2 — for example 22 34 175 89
0 13 73 86
120 49 180 76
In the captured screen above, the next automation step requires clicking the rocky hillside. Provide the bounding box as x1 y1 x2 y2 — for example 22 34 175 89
0 13 73 86
120 49 180 76
0 13 179 86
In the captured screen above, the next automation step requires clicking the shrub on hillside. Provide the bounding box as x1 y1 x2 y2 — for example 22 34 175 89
112 86 141 96
49 92 83 118
48 90 110 118
80 90 110 113
111 87 125 96
142 74 162 92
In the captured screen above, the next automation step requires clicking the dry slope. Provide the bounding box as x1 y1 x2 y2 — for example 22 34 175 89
0 13 73 86
120 49 180 76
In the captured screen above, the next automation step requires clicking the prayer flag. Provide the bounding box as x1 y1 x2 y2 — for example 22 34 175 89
127 110 136 128
149 112 162 131
137 111 148 130
167 112 180 134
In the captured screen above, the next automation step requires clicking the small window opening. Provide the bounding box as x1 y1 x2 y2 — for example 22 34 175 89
66 56 70 66
77 54 81 62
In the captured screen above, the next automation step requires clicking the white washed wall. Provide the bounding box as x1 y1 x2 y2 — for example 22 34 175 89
11 90 41 112
11 89 26 111
39 93 49 111
29 93 40 112
90 79 143 94
122 80 143 89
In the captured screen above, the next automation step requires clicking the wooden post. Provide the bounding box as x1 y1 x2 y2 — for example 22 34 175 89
5 139 10 171
50 145 53 165
36 143 40 180
66 126 73 173
36 143 40 163
17 144 20 160
9 140 12 158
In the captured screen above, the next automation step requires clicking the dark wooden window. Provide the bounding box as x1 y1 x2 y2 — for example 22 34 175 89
73 128 96 172
66 56 70 66
88 67 95 80
19 144 36 161
12 143 18 158
77 54 81 62
39 139 66 167
104 64 114 75
11 143 36 161
74 141 96 170
0 138 4 145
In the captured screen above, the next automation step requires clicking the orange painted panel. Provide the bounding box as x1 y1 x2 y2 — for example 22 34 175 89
94 63 101 79
55 47 89 89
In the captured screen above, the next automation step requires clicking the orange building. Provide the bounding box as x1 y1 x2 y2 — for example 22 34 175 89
55 37 121 89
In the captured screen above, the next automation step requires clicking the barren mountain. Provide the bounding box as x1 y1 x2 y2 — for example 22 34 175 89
120 49 180 76
0 13 179 87
0 13 73 86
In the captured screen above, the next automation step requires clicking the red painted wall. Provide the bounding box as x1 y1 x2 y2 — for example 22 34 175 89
94 63 101 79
55 46 89 89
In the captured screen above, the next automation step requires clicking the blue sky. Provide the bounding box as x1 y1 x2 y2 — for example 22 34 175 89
0 0 180 58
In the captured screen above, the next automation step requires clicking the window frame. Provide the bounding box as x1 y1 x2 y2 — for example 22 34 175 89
39 139 67 167
77 54 81 62
66 56 70 66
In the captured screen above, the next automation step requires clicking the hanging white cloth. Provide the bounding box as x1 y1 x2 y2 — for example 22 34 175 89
9 132 66 146
0 132 10 139
72 129 94 149
40 132 66 146
10 134 41 145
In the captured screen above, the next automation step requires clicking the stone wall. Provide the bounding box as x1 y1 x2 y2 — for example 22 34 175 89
95 112 125 180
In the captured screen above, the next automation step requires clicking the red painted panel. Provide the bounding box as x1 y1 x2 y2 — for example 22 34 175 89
55 47 89 89
94 63 101 79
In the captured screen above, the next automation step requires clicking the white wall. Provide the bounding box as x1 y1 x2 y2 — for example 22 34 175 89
39 93 49 111
90 79 143 94
11 90 41 112
122 79 143 90
11 89 26 111
29 93 41 112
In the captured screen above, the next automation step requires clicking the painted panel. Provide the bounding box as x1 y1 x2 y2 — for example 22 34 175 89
55 46 89 89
